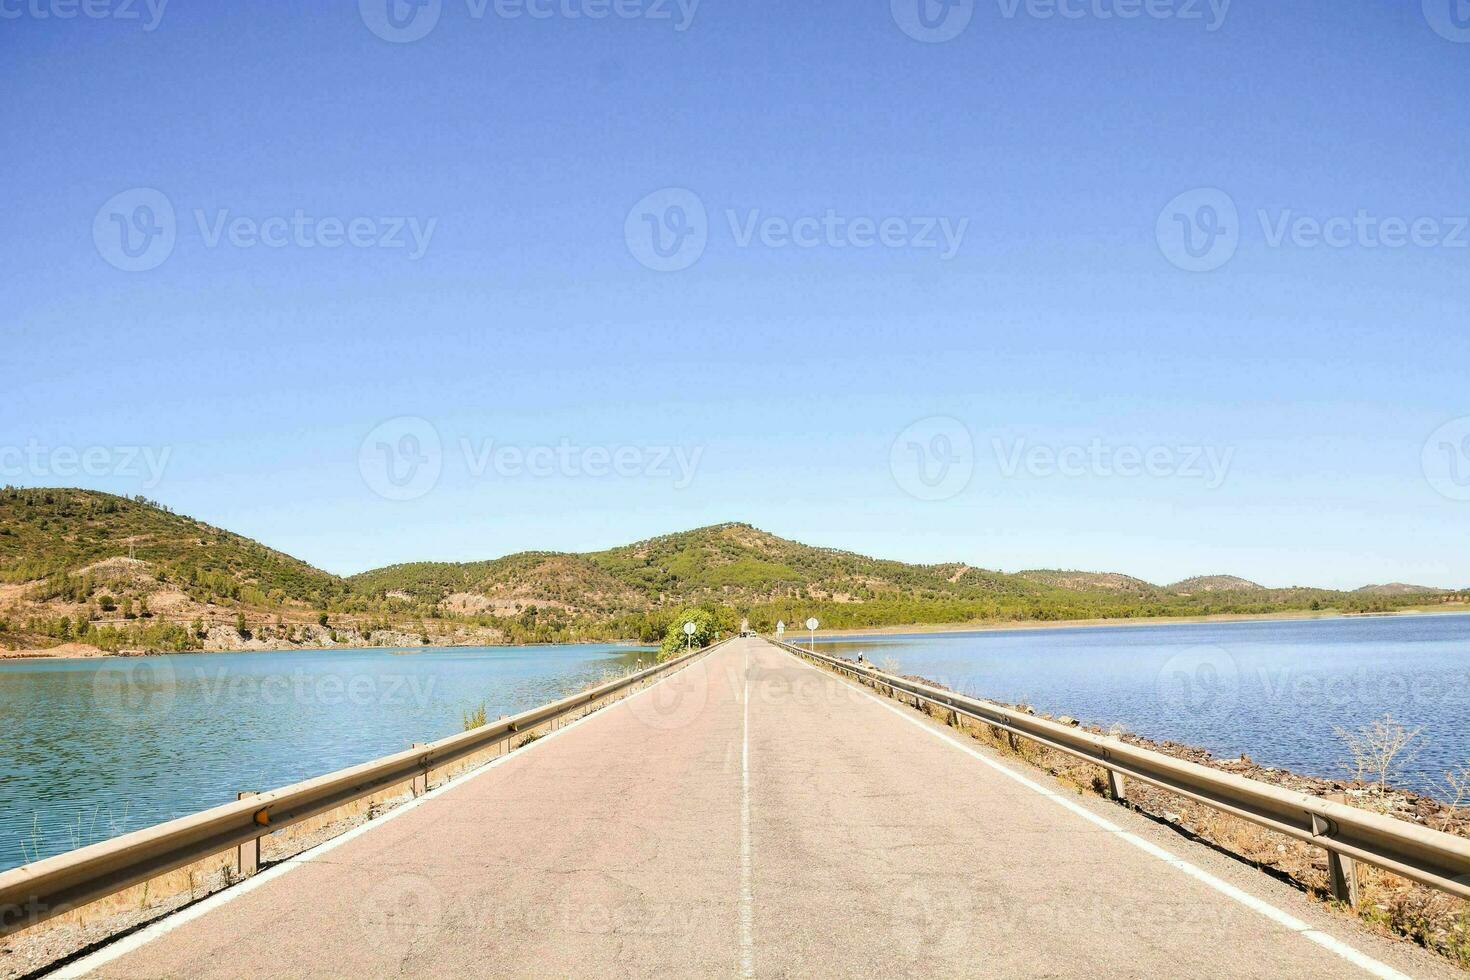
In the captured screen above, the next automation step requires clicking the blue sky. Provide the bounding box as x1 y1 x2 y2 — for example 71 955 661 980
2 0 1467 588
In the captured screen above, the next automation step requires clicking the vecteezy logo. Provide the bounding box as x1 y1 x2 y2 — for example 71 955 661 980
890 416 974 501
1423 417 1470 502
890 0 973 42
358 417 443 501
1155 646 1240 722
1156 188 1239 272
358 875 444 955
893 882 973 957
359 0 442 43
1423 0 1470 42
91 658 177 727
624 188 708 272
93 188 176 272
626 657 710 730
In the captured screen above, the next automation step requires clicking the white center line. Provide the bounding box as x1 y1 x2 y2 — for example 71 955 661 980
778 643 1413 980
740 644 755 979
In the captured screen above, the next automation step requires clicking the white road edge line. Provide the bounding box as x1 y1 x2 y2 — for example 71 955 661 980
778 644 1414 980
46 652 716 980
740 644 755 978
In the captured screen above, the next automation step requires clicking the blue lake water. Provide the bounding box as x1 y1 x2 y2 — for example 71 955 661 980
814 613 1470 797
0 643 650 872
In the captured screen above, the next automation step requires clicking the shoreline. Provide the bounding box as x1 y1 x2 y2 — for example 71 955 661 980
0 636 655 663
7 603 1467 661
800 603 1470 640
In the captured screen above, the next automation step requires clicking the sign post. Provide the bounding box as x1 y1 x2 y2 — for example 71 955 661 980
776 620 785 642
805 616 819 651
683 620 696 653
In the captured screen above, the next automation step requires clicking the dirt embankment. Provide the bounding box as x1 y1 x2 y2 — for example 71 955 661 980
0 625 508 660
0 642 110 660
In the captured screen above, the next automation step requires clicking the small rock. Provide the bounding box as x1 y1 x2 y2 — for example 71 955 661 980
1058 716 1079 727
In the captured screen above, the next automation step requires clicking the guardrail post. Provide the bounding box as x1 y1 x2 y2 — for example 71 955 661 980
1325 848 1358 907
1317 796 1359 907
1106 769 1127 802
236 792 260 877
411 743 429 797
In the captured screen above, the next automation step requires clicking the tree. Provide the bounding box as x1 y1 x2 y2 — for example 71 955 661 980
657 606 735 659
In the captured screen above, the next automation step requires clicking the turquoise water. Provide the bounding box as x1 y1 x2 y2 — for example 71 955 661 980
814 613 1470 796
0 643 649 872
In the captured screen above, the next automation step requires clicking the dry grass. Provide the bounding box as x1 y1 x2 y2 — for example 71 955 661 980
462 702 488 731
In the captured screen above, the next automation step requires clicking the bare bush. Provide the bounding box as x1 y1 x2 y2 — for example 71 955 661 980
1333 713 1422 808
1432 762 1470 831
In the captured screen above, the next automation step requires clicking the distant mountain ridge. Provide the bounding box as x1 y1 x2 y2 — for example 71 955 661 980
1 489 1461 653
347 522 1457 626
346 521 1046 617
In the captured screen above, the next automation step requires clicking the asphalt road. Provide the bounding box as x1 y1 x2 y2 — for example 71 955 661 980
65 638 1459 979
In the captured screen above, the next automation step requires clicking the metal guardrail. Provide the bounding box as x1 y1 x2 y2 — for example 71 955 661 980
0 638 728 938
772 636 1470 905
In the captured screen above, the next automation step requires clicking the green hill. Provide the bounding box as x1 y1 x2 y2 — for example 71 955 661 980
1168 574 1267 594
348 522 1053 617
1355 583 1449 596
0 487 346 607
1017 569 1164 596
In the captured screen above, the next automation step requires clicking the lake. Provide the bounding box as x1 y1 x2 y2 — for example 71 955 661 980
813 613 1470 796
0 643 650 872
